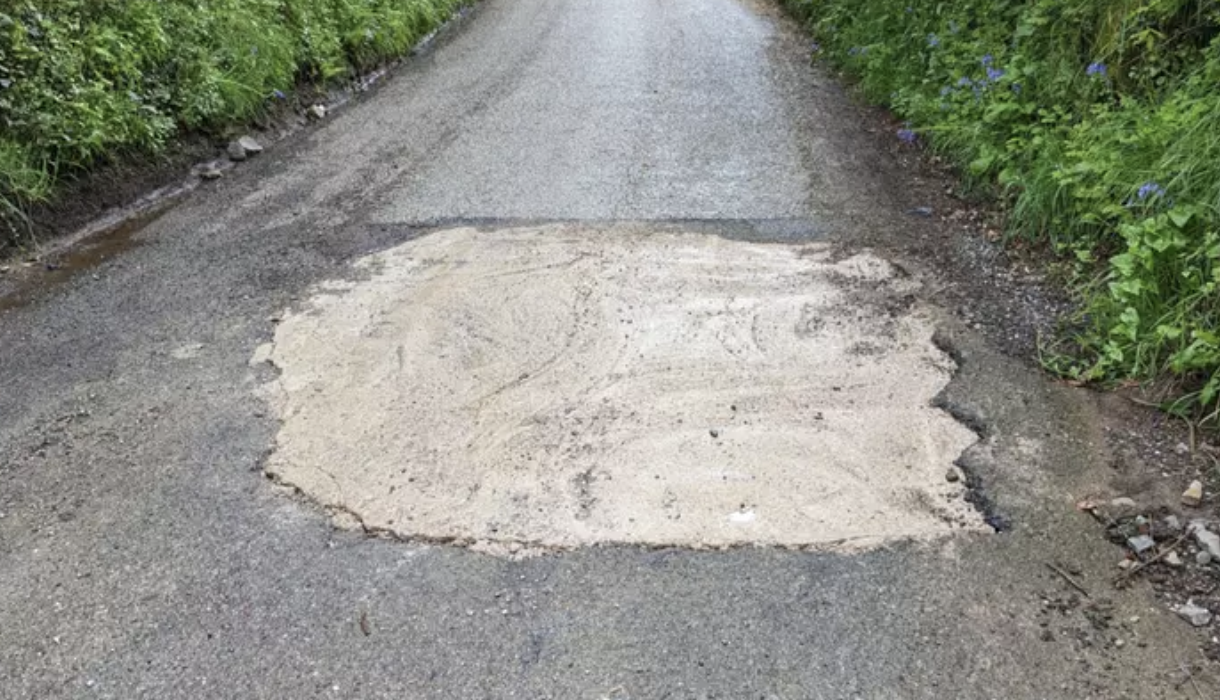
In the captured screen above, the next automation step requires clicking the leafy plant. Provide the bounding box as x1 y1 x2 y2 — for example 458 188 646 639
784 0 1220 421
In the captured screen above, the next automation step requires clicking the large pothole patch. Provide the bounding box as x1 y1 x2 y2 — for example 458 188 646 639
257 225 984 551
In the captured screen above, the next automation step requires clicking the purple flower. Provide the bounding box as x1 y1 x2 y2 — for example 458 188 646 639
273 89 286 100
1086 62 1107 78
1136 182 1166 200
810 41 821 54
981 54 994 67
986 67 1005 82
940 85 953 96
956 76 973 87
927 34 940 48
897 128 917 144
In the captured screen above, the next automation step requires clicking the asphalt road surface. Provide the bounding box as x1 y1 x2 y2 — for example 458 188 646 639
1 0 1215 698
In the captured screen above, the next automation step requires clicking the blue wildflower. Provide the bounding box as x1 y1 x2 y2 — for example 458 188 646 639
273 89 286 100
810 41 821 54
986 67 1005 82
940 85 953 97
1086 62 1107 78
956 76 973 87
897 128 917 144
981 54 994 67
1136 182 1166 200
927 34 940 48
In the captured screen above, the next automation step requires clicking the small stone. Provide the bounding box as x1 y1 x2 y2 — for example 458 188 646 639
1175 442 1190 455
200 167 223 181
1164 515 1182 532
908 206 934 217
709 429 720 438
1109 497 1137 509
1198 550 1213 565
238 136 264 154
226 140 248 162
1191 522 1220 559
945 469 960 483
1117 559 1135 570
1113 639 1125 649
1182 480 1204 507
308 104 328 120
1173 602 1213 628
1127 535 1156 554
1164 551 1183 567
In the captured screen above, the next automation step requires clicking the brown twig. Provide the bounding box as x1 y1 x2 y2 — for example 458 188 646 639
1045 562 1090 598
1114 531 1191 584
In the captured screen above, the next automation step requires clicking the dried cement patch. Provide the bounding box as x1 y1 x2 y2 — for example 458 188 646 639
258 225 984 551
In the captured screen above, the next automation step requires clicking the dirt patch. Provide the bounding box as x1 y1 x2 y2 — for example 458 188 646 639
257 224 985 552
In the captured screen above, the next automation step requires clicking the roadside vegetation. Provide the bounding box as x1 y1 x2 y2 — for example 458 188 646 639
0 0 463 241
783 0 1220 424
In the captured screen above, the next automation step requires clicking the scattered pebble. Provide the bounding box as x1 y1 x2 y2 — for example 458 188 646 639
709 428 720 438
200 167 223 181
1109 497 1137 508
1126 535 1156 554
1173 602 1213 628
1163 515 1182 532
1198 550 1213 565
1191 522 1220 559
1164 551 1183 567
1181 480 1204 507
945 468 960 483
1117 559 1135 570
308 104 328 120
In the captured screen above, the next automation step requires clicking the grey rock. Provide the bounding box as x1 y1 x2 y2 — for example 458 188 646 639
226 141 248 162
945 469 960 483
1126 535 1156 554
1198 550 1213 565
1173 602 1213 628
1189 521 1220 559
307 104 328 120
200 167 223 181
238 136 264 155
1164 551 1183 567
1109 497 1137 509
1163 515 1182 532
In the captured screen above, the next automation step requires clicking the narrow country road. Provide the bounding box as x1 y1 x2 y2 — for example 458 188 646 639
1 1 1214 698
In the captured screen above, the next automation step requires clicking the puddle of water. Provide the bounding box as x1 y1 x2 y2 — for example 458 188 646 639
0 206 170 314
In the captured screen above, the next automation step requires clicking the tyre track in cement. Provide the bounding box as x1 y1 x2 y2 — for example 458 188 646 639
0 0 1214 697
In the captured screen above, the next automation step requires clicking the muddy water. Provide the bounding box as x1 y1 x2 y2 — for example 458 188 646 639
257 224 985 554
0 207 169 314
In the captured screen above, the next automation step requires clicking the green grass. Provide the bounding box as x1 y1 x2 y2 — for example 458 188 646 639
783 0 1220 423
0 0 465 240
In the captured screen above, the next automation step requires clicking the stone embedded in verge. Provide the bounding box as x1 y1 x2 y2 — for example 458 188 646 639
238 136 264 155
226 140 248 162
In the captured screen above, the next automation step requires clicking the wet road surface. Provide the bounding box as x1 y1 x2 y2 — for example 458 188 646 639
1 0 1214 697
